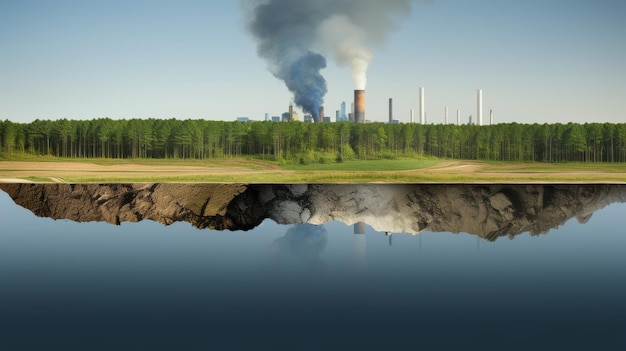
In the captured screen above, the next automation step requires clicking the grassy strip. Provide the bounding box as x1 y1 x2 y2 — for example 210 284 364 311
62 172 626 184
479 161 626 173
2 156 625 183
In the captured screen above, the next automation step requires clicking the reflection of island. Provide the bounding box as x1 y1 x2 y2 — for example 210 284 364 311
1 183 625 241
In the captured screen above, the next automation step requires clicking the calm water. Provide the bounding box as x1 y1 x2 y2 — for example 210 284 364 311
1 187 625 350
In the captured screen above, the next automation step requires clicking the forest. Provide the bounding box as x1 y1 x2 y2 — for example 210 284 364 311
1 118 625 164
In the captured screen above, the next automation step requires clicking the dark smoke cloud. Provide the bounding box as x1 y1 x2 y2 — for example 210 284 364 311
243 0 414 120
287 53 327 117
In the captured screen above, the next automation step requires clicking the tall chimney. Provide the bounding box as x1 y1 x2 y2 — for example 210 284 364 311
419 87 425 124
490 109 494 125
350 102 355 122
410 109 415 123
389 98 393 123
477 89 483 126
289 103 294 121
318 106 325 123
354 90 365 123
445 106 449 124
457 109 461 125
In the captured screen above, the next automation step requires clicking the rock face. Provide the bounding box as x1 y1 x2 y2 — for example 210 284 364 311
262 184 626 241
1 183 625 241
0 183 249 230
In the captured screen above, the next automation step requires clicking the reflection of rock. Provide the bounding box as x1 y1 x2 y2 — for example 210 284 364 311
297 184 626 241
1 183 626 241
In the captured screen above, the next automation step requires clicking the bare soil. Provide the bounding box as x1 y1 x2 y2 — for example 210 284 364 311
0 161 274 182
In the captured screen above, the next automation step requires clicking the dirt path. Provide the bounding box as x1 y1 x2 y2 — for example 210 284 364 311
0 161 272 182
424 161 483 173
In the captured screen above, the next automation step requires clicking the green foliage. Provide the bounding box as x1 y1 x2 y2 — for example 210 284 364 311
1 119 626 163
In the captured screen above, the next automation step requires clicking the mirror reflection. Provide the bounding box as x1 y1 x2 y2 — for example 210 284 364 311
1 183 625 241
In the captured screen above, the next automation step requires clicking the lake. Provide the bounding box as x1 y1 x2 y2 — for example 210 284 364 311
1 184 625 350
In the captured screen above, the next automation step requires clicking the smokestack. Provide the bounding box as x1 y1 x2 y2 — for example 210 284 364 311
246 1 416 122
289 103 294 121
354 90 365 123
350 102 354 122
445 106 448 124
457 110 461 125
319 106 325 123
410 109 415 123
389 98 393 123
477 89 483 126
419 87 425 124
490 109 494 125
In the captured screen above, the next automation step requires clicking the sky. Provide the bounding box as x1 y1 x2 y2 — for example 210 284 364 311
1 0 625 125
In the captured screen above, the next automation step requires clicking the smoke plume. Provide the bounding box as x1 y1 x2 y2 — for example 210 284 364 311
244 0 413 117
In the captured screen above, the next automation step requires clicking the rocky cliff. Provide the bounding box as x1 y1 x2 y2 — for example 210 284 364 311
2 183 625 241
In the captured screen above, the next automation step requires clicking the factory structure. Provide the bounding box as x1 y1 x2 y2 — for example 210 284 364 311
240 87 493 126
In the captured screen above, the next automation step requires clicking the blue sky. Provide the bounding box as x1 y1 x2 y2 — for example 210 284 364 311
1 0 624 124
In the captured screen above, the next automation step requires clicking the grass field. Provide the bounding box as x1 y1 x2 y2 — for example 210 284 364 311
1 156 625 183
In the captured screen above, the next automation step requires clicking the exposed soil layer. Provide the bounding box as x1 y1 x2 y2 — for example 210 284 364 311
2 183 625 241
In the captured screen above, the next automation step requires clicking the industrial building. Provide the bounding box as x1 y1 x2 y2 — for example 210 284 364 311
238 87 491 125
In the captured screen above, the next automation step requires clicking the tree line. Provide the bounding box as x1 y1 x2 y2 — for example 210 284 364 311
1 118 625 163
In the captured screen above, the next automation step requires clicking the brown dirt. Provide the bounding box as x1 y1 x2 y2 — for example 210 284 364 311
0 161 278 182
422 161 483 173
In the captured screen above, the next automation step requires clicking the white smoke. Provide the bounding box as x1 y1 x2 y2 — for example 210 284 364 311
244 0 415 92
317 15 374 90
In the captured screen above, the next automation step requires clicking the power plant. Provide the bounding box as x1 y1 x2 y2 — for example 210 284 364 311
254 87 490 125
354 90 365 123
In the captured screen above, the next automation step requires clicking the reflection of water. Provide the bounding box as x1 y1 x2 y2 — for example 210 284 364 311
267 224 328 272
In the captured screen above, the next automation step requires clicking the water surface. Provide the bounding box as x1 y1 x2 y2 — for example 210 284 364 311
1 185 625 350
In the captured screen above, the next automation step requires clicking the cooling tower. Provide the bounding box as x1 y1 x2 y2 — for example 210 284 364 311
354 90 365 123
